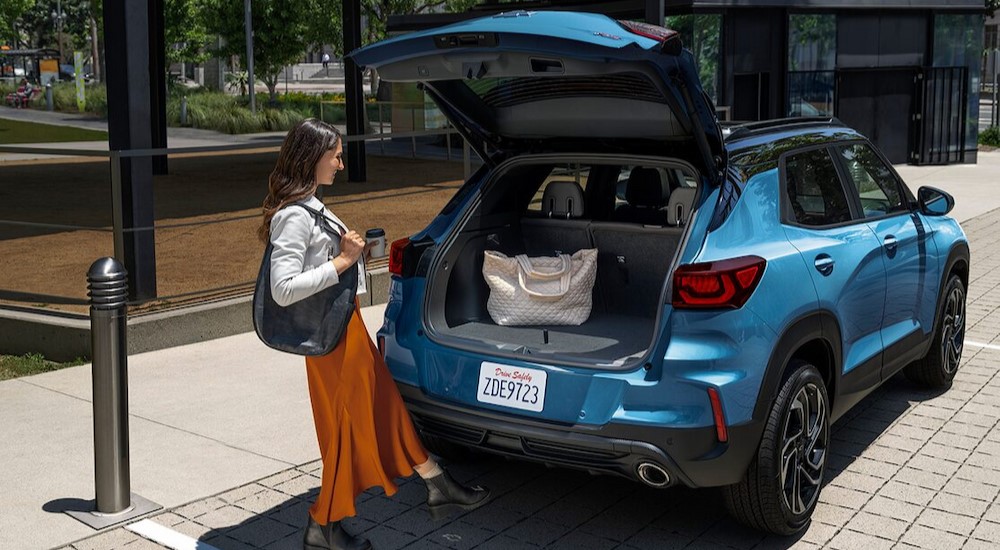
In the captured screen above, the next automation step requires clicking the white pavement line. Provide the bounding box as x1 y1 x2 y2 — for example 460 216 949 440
125 519 220 550
966 340 1000 351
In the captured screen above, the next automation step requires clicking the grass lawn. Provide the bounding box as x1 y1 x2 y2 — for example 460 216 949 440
0 353 87 381
0 117 108 144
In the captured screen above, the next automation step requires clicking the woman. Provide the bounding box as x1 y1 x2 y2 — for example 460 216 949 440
259 119 490 550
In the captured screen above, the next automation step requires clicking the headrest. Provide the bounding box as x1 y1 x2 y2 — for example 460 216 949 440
626 168 668 208
667 187 697 226
542 180 585 219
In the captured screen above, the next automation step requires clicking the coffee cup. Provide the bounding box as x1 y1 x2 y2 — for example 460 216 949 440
366 228 387 258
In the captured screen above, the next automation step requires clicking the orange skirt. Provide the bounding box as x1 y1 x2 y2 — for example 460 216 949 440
305 301 429 524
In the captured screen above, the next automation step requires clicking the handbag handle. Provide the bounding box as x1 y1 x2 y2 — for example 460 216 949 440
515 254 571 299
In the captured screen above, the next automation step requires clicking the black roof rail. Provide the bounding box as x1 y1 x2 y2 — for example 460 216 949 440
723 117 843 141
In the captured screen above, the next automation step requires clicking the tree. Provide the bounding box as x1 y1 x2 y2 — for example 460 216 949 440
164 0 211 64
0 0 34 46
203 0 314 101
989 1 999 15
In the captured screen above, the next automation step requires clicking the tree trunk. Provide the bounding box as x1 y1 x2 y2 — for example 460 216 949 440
89 13 101 82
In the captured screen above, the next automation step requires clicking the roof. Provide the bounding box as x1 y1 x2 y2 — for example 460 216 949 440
724 118 865 173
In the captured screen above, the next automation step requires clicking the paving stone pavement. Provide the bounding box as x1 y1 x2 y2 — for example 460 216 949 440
62 207 1000 550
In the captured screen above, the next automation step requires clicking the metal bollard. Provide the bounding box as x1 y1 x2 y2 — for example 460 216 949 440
180 96 188 126
45 82 53 111
87 257 131 513
65 258 159 529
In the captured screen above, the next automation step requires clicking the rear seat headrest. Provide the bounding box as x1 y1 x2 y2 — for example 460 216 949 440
542 180 585 219
667 187 697 226
626 168 668 208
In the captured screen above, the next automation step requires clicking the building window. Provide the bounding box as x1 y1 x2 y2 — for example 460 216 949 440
666 14 721 104
787 14 836 117
934 14 985 152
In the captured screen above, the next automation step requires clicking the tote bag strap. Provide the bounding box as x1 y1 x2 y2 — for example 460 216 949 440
514 254 571 299
291 202 347 237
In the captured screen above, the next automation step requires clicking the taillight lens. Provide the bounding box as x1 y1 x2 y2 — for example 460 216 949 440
617 20 678 42
672 256 766 309
388 238 410 277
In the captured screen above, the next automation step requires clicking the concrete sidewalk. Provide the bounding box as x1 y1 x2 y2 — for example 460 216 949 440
3 154 1000 550
0 305 386 550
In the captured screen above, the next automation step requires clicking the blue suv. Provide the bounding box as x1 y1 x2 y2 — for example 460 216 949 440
353 11 970 534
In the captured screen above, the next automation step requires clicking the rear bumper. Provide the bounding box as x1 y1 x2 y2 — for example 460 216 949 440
398 382 764 488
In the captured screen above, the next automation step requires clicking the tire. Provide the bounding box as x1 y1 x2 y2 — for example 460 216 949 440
905 274 966 389
723 360 830 535
419 433 473 462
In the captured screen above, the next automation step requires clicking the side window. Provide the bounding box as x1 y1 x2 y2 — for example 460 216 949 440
784 148 853 226
835 143 907 218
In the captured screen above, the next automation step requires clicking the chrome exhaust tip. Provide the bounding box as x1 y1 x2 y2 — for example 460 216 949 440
636 462 671 488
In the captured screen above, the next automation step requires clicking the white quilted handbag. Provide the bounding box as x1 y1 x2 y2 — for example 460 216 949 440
483 249 597 326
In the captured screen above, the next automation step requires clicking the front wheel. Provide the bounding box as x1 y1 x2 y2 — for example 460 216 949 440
723 361 830 535
905 274 966 389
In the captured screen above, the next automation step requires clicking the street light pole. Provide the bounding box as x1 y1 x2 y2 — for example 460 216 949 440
52 0 65 63
244 0 256 114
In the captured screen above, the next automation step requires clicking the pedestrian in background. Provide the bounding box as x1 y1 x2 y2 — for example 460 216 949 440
322 52 331 76
258 119 490 550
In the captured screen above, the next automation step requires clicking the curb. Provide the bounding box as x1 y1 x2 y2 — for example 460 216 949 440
0 268 392 362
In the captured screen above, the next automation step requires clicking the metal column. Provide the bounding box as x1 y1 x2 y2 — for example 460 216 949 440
343 0 367 182
148 0 168 175
103 0 157 301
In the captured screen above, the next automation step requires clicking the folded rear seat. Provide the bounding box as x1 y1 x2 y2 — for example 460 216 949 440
521 180 591 256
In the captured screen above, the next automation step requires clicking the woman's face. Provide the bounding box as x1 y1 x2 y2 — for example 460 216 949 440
314 141 344 186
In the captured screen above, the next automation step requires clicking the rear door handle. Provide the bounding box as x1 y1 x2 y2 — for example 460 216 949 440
814 255 835 276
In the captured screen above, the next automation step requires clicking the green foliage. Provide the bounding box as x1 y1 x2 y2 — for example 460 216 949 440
0 0 34 44
980 126 1000 147
0 353 87 381
49 81 107 116
203 0 316 100
164 0 211 64
666 14 721 103
166 91 311 133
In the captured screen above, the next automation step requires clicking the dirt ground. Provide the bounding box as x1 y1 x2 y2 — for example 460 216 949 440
0 150 464 314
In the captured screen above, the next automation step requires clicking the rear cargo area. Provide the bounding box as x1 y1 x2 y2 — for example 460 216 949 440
422 158 698 366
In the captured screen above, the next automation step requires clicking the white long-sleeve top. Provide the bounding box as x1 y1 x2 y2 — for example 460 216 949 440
268 196 366 307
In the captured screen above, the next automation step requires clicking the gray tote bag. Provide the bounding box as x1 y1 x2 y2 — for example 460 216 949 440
253 203 358 356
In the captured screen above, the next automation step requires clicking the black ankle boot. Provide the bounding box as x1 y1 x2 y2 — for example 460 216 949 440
303 516 371 550
424 470 491 520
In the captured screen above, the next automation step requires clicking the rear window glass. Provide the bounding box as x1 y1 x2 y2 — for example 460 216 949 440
784 148 853 226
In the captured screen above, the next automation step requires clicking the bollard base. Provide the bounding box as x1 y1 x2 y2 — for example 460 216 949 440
65 492 162 530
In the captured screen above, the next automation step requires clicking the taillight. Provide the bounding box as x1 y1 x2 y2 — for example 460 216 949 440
672 256 766 309
707 387 728 443
388 238 410 277
617 20 678 42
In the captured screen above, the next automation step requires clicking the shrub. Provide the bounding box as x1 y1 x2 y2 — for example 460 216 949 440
166 92 311 134
981 126 1000 148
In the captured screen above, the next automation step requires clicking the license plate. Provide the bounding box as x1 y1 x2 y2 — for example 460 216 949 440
476 362 547 412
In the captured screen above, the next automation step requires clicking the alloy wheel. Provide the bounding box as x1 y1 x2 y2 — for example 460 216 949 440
941 285 965 375
780 383 828 516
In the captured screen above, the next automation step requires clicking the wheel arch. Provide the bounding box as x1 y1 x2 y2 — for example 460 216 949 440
752 311 843 426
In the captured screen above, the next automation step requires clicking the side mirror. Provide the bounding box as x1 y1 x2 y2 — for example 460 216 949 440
917 186 954 216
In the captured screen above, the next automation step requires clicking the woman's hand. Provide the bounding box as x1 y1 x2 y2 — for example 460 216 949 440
331 230 366 275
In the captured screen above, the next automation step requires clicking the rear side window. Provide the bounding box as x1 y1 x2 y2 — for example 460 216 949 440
783 148 853 226
834 143 907 218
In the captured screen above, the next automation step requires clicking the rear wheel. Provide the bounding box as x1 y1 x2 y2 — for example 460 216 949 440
724 361 829 535
905 274 965 389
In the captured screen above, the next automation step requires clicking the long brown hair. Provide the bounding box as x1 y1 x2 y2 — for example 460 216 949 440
258 118 342 242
